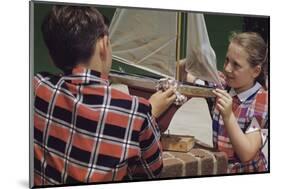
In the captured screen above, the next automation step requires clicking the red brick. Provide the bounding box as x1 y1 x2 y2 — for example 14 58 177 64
189 148 214 175
161 146 228 178
171 151 198 176
161 157 184 178
213 152 228 174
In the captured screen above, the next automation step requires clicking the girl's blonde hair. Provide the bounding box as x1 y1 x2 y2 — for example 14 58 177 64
229 32 268 89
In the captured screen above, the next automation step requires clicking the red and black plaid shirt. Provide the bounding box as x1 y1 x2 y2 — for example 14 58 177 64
33 67 163 186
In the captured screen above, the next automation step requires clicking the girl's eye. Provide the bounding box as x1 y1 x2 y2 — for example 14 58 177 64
233 62 240 68
225 57 229 64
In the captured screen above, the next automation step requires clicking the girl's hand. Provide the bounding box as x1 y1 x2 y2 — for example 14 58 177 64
213 88 233 122
186 72 197 83
149 87 176 118
218 71 226 86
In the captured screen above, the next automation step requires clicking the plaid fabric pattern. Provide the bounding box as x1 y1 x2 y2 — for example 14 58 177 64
33 67 163 186
212 83 268 173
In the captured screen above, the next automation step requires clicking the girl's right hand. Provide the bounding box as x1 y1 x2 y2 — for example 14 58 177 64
186 72 197 83
218 71 226 86
213 88 233 123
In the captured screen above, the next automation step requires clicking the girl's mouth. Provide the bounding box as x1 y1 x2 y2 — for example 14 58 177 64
225 75 235 80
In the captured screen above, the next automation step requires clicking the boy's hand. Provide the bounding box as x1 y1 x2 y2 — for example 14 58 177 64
149 88 176 118
213 88 233 122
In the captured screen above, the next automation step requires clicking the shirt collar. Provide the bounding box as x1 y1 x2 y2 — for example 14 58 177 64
65 66 109 85
229 82 262 102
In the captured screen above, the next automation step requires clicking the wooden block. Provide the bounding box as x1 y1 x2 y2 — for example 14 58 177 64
161 134 195 152
178 84 215 98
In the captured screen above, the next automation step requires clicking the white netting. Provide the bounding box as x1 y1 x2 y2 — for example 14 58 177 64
185 13 221 86
109 9 220 86
109 8 177 78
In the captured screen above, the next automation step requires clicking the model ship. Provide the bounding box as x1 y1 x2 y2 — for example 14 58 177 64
108 8 221 132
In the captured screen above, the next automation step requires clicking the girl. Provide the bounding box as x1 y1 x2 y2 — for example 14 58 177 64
187 32 268 173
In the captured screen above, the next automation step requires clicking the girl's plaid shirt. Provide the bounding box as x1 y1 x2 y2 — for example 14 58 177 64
212 82 268 173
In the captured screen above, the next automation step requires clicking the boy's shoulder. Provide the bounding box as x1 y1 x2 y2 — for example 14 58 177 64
110 87 151 112
34 72 62 84
33 72 65 94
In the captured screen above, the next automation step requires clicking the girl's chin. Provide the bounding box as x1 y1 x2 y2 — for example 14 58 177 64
225 79 236 87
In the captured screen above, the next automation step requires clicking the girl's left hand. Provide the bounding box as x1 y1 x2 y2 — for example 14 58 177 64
213 88 233 122
218 71 226 86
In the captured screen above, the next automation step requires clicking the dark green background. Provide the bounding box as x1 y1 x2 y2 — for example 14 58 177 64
32 2 267 77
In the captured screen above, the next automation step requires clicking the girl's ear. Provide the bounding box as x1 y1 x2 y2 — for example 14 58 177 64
252 65 262 79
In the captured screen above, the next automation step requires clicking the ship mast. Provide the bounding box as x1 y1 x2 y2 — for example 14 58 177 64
175 11 182 81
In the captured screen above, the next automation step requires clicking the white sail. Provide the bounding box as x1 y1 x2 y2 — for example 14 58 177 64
109 8 177 78
185 13 221 86
109 9 220 86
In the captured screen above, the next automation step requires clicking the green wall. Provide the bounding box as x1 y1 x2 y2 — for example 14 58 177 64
32 3 116 74
33 3 58 74
205 13 243 70
32 2 243 75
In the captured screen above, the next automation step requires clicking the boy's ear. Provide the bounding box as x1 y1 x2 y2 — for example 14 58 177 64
98 36 109 61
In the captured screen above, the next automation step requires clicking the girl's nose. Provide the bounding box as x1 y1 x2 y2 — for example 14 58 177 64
224 63 232 73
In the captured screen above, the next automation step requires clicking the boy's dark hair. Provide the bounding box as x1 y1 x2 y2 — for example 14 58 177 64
42 5 108 72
